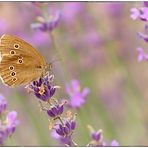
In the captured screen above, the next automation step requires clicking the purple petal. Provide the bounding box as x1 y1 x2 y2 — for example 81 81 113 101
51 106 58 115
82 88 90 97
6 111 19 127
47 110 55 117
71 121 76 130
66 84 72 96
140 7 148 21
110 140 119 146
56 128 64 136
144 1 148 7
137 47 148 62
63 126 69 135
137 32 148 42
130 8 140 20
69 93 85 108
71 79 80 92
91 132 101 141
58 105 64 115
65 121 71 129
49 88 56 97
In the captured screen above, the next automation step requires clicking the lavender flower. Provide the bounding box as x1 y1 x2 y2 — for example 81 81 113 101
27 74 59 102
47 103 64 118
52 116 76 146
31 11 61 32
5 111 19 135
62 2 84 24
130 8 140 20
131 2 148 62
137 47 148 62
66 79 90 109
130 7 148 21
87 125 119 147
0 95 19 145
110 140 119 146
0 95 7 114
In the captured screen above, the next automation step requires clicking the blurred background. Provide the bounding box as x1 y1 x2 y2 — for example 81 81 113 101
0 1 147 146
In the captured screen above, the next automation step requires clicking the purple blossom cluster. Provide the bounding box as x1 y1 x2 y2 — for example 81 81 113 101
31 11 61 32
130 2 148 62
66 79 90 109
28 3 119 146
27 73 119 146
27 74 77 146
87 125 119 146
0 94 19 146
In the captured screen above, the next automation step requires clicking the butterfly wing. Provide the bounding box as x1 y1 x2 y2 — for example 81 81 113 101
0 34 47 87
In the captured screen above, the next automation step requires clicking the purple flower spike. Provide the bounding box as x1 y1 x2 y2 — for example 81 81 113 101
130 8 140 20
28 74 58 102
66 79 90 109
137 47 148 62
91 131 102 141
55 119 76 137
31 11 61 32
0 95 7 114
130 7 148 21
47 104 64 118
6 111 19 135
139 7 148 21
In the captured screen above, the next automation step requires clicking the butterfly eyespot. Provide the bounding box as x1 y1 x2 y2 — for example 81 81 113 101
10 50 16 55
18 59 23 64
14 44 20 49
10 71 16 76
12 77 17 82
9 66 14 71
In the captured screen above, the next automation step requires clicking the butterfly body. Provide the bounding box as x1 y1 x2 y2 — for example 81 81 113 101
0 34 51 87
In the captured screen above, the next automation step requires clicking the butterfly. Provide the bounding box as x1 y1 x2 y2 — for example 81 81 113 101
0 34 52 87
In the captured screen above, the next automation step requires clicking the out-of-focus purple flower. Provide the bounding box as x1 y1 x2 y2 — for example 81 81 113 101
52 118 76 146
130 8 140 20
87 126 103 146
91 130 102 141
107 2 124 17
47 103 64 118
6 111 19 135
81 29 102 48
137 47 148 62
55 119 76 137
0 20 8 33
144 1 148 7
62 2 84 24
87 125 119 147
0 95 19 146
28 75 58 102
51 130 72 146
0 95 7 114
140 7 148 21
66 79 90 109
137 32 148 42
130 7 148 21
110 140 119 146
31 11 61 32
0 130 8 145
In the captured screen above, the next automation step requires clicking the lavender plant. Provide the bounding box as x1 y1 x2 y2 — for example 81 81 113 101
130 2 148 62
0 94 19 146
28 3 119 146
